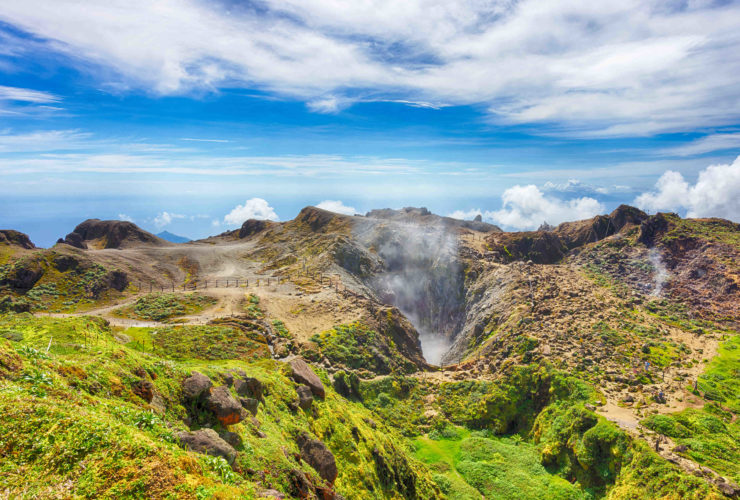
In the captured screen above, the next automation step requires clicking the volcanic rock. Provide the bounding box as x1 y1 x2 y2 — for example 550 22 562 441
234 377 264 400
296 433 337 484
0 230 35 249
240 397 260 416
205 386 244 426
58 219 167 249
288 358 325 398
182 372 212 401
296 385 313 410
177 428 237 465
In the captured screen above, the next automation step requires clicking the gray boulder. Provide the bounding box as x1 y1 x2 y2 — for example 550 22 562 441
288 358 325 399
182 372 212 401
206 386 243 426
240 397 260 416
235 377 264 400
178 428 237 465
296 432 337 484
296 385 313 410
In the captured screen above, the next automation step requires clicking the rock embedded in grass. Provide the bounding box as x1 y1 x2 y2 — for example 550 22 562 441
296 385 313 410
205 386 244 426
234 376 264 400
240 397 259 416
288 358 325 398
182 371 212 401
296 432 337 484
177 428 237 465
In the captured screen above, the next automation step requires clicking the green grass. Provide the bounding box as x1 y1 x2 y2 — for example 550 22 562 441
641 334 740 483
310 321 416 374
414 428 586 500
0 312 443 499
121 324 270 361
113 293 217 322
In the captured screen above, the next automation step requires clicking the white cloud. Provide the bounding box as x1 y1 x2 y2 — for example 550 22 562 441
117 213 134 222
448 209 482 221
223 198 279 226
316 200 356 215
180 137 230 143
0 129 91 152
484 185 604 230
1 1 740 136
661 132 740 157
0 85 59 103
153 211 185 228
635 156 740 221
211 219 221 228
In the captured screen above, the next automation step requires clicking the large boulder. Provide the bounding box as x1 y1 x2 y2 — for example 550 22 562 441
296 433 337 484
182 372 212 401
234 377 264 400
296 385 313 410
288 358 325 399
177 428 237 465
206 386 243 426
240 397 260 416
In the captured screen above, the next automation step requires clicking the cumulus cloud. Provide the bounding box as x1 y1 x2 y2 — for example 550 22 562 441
2 1 740 135
316 200 356 215
635 156 740 221
223 198 279 226
153 211 185 228
117 213 134 222
484 185 605 230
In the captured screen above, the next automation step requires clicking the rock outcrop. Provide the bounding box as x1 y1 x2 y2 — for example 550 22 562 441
178 428 237 465
0 230 35 249
288 358 325 399
182 372 212 401
296 385 313 410
296 433 337 484
57 219 167 249
205 386 244 426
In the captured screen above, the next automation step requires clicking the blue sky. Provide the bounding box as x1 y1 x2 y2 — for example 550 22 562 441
1 1 739 246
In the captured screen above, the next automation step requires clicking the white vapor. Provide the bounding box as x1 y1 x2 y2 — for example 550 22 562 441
635 156 740 221
223 198 279 226
117 213 134 222
485 185 604 230
316 200 356 215
2 1 740 135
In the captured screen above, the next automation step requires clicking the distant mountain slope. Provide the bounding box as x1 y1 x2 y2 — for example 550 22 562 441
56 219 168 249
156 231 190 244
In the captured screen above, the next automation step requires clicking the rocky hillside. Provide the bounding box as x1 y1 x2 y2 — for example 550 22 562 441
0 206 737 499
58 219 168 249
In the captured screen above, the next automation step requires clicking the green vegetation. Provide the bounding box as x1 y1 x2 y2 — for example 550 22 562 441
415 427 586 500
0 312 443 499
121 324 270 361
245 293 263 319
642 335 740 483
310 321 416 374
113 293 217 322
